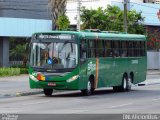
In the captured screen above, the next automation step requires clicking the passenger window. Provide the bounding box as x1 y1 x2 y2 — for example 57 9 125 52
88 40 96 58
97 40 104 57
134 42 140 57
104 41 112 57
127 42 134 57
113 41 120 57
80 39 87 59
121 41 127 57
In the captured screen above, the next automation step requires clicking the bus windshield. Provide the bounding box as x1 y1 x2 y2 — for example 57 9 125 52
30 41 78 71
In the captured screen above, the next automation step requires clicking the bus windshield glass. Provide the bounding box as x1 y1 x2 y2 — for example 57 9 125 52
30 41 78 71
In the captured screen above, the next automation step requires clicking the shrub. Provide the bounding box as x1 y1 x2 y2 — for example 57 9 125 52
0 68 21 77
20 68 28 74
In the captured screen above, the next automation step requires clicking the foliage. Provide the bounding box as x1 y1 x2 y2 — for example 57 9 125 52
146 26 160 51
11 64 28 68
10 44 26 57
0 67 28 77
0 68 20 77
80 5 144 34
127 10 144 34
56 14 70 30
10 38 30 67
20 68 28 74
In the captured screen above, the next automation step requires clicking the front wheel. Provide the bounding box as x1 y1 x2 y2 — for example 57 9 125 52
43 89 53 96
81 80 93 96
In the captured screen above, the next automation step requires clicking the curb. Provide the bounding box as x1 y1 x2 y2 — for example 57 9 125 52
0 90 64 98
138 79 160 86
0 91 44 98
16 91 43 97
147 71 160 75
147 73 160 75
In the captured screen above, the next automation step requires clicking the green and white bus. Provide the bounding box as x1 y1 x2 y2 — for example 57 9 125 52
29 30 147 96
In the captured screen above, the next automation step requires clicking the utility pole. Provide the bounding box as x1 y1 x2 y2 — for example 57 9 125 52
77 0 81 31
123 0 128 33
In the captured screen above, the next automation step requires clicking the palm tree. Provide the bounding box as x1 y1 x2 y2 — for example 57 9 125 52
48 0 67 29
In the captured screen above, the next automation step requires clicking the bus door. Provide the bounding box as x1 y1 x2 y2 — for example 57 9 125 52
79 39 88 89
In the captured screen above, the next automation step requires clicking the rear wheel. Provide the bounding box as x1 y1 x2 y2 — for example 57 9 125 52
43 89 53 96
121 76 127 91
113 75 129 92
127 76 132 91
81 80 93 96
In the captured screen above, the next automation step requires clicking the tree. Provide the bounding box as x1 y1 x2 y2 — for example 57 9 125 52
81 7 108 30
48 0 67 29
56 14 70 30
10 38 29 67
81 5 145 34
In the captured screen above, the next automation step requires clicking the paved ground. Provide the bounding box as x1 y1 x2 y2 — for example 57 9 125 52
0 84 160 114
0 75 42 97
0 70 159 98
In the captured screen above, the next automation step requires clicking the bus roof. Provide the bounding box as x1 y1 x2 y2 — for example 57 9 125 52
33 30 146 41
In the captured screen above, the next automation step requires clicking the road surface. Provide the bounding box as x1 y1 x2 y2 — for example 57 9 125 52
0 83 160 114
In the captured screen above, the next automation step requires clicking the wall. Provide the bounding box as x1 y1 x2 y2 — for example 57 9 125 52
0 17 52 37
0 0 51 20
147 51 160 69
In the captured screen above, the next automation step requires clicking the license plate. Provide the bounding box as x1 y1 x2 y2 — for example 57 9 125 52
48 82 56 86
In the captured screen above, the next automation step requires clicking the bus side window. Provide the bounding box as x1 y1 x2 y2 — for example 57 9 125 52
142 42 146 56
121 41 127 57
88 40 95 58
104 40 112 57
80 39 87 59
134 42 140 57
127 41 134 57
97 40 104 57
113 41 120 57
140 41 145 56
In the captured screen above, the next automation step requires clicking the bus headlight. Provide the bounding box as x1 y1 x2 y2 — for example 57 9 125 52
67 75 79 83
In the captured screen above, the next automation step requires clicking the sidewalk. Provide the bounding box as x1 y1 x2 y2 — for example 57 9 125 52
0 75 42 98
0 70 160 98
147 70 160 75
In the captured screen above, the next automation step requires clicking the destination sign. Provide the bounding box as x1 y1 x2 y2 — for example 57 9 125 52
37 34 75 40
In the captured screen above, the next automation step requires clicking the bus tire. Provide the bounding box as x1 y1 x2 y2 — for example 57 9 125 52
113 86 121 92
121 76 127 92
113 75 128 92
43 89 53 96
127 76 132 91
81 80 92 96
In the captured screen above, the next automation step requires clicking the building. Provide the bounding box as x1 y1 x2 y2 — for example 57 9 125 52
0 0 52 67
143 0 160 3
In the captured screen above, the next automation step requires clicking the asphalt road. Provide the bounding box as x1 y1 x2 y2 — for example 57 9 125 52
0 83 160 114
